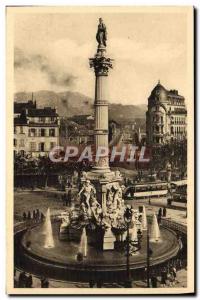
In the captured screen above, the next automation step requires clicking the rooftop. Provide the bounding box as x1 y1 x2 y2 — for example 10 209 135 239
149 81 185 103
28 108 58 117
14 100 36 114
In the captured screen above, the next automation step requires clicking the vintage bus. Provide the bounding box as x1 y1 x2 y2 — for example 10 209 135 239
124 181 168 200
171 180 187 203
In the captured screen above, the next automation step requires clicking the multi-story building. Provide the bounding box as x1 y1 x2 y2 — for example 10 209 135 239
14 100 36 117
146 81 187 145
14 102 60 157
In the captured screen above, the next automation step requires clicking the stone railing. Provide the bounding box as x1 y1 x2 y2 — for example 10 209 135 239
161 218 187 235
14 220 42 235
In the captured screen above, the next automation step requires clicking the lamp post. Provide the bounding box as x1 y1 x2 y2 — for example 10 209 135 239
146 222 153 288
146 226 150 287
124 207 133 288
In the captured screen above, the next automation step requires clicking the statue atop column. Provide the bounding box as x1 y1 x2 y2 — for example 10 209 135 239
96 18 107 47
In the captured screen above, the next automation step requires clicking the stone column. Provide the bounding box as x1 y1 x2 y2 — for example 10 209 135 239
89 46 113 174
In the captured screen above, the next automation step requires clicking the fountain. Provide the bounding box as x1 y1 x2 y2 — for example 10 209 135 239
44 208 55 248
16 19 181 283
149 213 161 242
142 205 147 230
79 227 88 257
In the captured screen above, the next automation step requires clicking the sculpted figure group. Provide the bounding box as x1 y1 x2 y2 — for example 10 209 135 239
78 179 126 230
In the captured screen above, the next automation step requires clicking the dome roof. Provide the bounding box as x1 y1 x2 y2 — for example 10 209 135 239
150 81 168 102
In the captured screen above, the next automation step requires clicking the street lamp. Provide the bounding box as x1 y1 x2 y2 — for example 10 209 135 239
124 207 133 288
146 222 153 288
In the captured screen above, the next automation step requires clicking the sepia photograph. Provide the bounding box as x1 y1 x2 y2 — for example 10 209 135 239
6 6 194 295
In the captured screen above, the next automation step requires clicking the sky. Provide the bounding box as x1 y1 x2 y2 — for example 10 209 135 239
14 9 190 105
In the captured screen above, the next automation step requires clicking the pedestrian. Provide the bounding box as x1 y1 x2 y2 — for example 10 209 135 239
151 275 158 288
160 269 167 287
23 212 26 221
27 211 31 220
158 207 162 217
97 279 103 288
157 214 161 225
18 271 27 288
36 209 40 220
26 274 33 288
33 210 36 220
168 272 175 287
43 278 49 288
89 280 95 288
163 207 167 217
41 277 49 288
172 266 177 282
40 212 45 222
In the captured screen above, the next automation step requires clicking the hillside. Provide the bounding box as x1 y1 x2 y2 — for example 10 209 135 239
14 90 146 122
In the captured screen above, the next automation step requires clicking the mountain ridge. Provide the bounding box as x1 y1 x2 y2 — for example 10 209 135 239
14 90 146 122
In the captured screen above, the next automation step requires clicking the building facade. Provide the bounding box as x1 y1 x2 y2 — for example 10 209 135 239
14 102 60 157
146 82 187 145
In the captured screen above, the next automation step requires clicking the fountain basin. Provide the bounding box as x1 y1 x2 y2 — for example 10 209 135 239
15 220 180 283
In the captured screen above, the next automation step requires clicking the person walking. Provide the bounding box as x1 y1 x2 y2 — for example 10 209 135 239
97 279 103 288
40 212 45 222
27 211 31 220
41 277 49 288
151 275 158 288
158 207 162 217
172 266 177 283
160 268 167 287
22 212 27 221
18 271 27 288
163 207 167 217
36 209 40 221
26 274 33 288
89 280 95 288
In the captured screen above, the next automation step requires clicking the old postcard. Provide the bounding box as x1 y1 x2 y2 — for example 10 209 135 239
6 6 194 295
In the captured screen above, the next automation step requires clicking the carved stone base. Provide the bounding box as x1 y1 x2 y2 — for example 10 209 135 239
103 228 116 250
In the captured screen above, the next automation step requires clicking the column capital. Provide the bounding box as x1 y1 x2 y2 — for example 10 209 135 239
89 55 114 76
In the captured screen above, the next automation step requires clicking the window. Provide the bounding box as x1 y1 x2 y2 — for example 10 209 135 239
14 126 17 134
14 139 17 146
41 128 46 137
20 127 24 134
30 142 36 151
161 116 163 123
50 117 55 122
29 128 36 137
39 117 46 123
39 142 45 152
19 139 25 147
49 129 55 137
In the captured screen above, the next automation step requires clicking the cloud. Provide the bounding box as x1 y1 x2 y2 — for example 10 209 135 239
14 47 77 90
14 36 186 105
